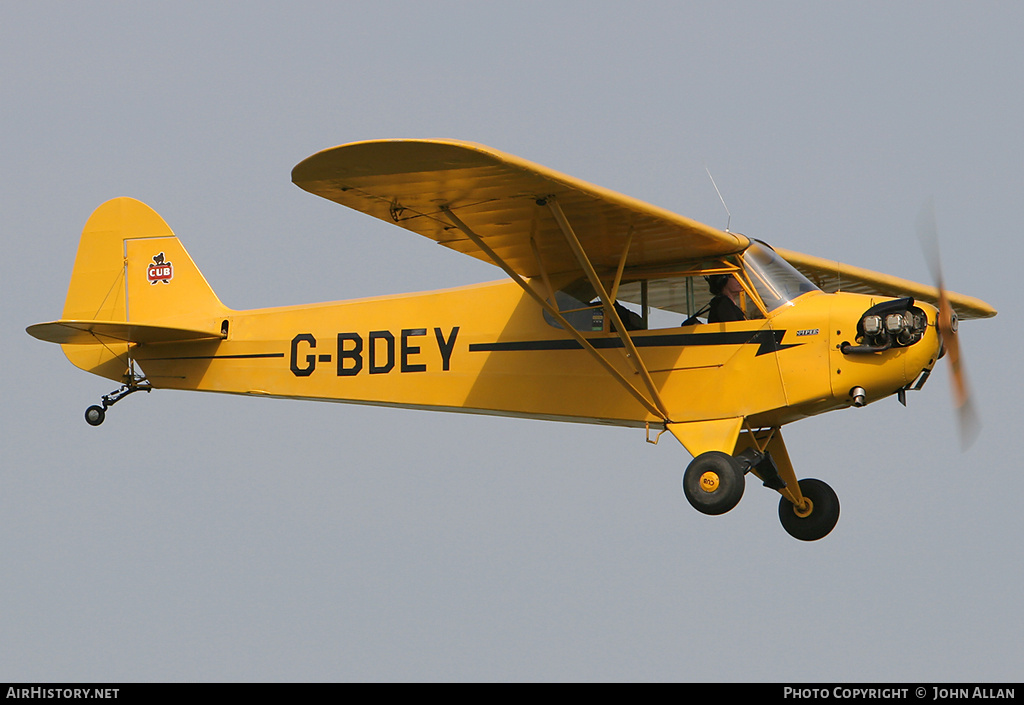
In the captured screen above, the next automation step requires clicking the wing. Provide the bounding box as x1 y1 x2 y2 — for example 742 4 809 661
775 247 996 320
292 139 994 319
292 139 748 278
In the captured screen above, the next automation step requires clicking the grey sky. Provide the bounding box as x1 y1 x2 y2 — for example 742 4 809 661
3 2 1021 681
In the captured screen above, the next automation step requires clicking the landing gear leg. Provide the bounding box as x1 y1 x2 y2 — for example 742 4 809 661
84 379 152 426
735 428 841 541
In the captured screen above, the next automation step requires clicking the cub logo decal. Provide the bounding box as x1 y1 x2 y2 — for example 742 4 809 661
147 253 173 284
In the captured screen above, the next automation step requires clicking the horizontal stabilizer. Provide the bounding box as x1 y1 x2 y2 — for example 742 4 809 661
27 320 224 345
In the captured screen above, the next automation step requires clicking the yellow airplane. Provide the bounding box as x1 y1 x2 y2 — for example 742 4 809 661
27 139 996 541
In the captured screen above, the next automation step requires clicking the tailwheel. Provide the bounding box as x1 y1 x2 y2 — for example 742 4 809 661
778 478 840 541
83 377 152 426
85 405 105 426
682 451 745 516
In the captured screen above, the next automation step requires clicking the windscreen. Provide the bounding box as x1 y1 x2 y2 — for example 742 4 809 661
741 241 820 313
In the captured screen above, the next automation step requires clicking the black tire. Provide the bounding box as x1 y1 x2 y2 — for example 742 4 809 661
85 405 105 427
682 451 745 515
779 478 840 541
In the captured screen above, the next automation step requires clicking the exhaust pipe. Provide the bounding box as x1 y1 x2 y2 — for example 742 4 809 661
850 386 867 407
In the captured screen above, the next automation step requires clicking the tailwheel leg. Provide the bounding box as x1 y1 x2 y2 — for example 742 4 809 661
778 478 840 541
84 379 152 426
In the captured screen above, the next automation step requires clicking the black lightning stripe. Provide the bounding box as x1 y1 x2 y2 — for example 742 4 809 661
469 330 799 357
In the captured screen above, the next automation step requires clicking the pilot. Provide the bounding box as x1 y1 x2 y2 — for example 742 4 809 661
706 274 746 323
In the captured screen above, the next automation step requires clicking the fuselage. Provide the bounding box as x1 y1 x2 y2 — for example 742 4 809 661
130 279 941 430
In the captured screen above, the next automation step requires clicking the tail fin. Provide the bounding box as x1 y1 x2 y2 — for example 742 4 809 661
30 197 228 381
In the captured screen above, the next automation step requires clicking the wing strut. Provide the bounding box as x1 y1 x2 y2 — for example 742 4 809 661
440 206 669 422
544 198 671 420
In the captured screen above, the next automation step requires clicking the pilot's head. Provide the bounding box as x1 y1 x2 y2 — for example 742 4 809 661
707 274 730 296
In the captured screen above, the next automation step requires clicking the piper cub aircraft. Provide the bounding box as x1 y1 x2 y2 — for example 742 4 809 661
28 140 996 541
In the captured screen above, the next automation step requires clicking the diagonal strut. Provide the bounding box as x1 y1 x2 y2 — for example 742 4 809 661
544 198 671 420
440 205 668 422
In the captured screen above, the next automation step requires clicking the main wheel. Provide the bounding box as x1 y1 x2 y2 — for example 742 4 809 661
682 451 745 515
85 405 105 426
779 478 840 541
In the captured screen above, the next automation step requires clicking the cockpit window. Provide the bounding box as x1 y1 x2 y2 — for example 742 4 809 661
544 281 604 331
740 241 820 313
541 244 817 332
544 267 756 331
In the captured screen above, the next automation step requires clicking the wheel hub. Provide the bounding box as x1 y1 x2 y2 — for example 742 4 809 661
793 497 814 518
699 471 721 493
